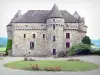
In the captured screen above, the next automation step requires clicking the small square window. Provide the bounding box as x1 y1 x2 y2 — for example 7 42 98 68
53 36 56 41
66 33 70 38
33 34 35 38
53 24 55 29
24 34 26 38
53 19 55 22
30 42 34 49
66 42 70 48
43 34 45 38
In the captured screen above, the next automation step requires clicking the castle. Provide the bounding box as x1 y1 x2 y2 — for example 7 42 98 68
7 4 87 56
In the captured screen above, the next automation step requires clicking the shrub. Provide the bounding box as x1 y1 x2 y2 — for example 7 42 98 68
29 58 35 61
6 40 12 51
82 36 91 45
68 43 91 56
57 51 67 57
44 66 61 71
67 58 82 61
24 57 28 61
92 50 100 55
30 64 40 70
6 40 12 55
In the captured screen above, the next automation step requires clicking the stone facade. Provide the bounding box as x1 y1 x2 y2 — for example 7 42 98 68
7 4 87 56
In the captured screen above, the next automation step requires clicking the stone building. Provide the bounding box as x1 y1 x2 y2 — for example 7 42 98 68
7 4 87 56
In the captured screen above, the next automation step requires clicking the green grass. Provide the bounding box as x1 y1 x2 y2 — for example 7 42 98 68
4 60 99 71
0 58 3 60
0 47 6 52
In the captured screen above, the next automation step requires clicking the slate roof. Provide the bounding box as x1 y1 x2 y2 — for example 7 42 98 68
9 4 79 24
47 4 63 18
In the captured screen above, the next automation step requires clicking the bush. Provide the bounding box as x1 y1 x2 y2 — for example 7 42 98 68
30 64 40 70
67 58 82 61
92 50 100 55
24 57 28 61
68 43 91 56
44 66 61 71
6 40 12 55
29 58 35 61
82 36 91 45
57 51 67 57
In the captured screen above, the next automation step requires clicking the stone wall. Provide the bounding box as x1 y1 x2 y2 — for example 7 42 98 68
12 23 47 56
11 20 87 56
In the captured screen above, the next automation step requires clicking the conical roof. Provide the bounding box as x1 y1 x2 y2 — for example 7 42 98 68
11 10 22 22
47 4 63 18
73 11 81 20
79 17 85 23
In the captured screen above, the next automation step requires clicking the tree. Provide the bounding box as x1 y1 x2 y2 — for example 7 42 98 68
6 40 12 52
82 36 91 45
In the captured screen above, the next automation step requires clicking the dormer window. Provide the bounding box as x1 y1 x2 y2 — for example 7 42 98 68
53 19 55 22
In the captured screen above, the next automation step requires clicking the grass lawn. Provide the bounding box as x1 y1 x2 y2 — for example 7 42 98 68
0 47 6 52
0 58 3 60
4 60 99 71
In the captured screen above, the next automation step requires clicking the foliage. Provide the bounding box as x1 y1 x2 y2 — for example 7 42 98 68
91 49 100 55
57 51 67 57
44 66 61 71
68 43 91 56
67 58 82 61
24 57 28 61
30 64 40 70
82 36 91 45
6 40 12 52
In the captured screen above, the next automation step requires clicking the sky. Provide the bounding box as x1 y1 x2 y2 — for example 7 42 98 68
0 0 100 39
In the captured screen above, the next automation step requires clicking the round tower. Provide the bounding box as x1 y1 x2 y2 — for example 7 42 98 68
78 17 88 39
46 4 65 55
7 23 12 40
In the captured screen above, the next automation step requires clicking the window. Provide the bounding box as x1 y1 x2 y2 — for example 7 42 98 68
33 34 35 38
53 36 56 41
66 33 70 38
53 19 55 22
24 34 26 38
66 42 70 48
30 42 34 49
43 34 45 38
53 49 56 55
53 24 55 29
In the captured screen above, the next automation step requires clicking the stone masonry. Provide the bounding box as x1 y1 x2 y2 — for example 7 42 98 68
7 4 87 56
